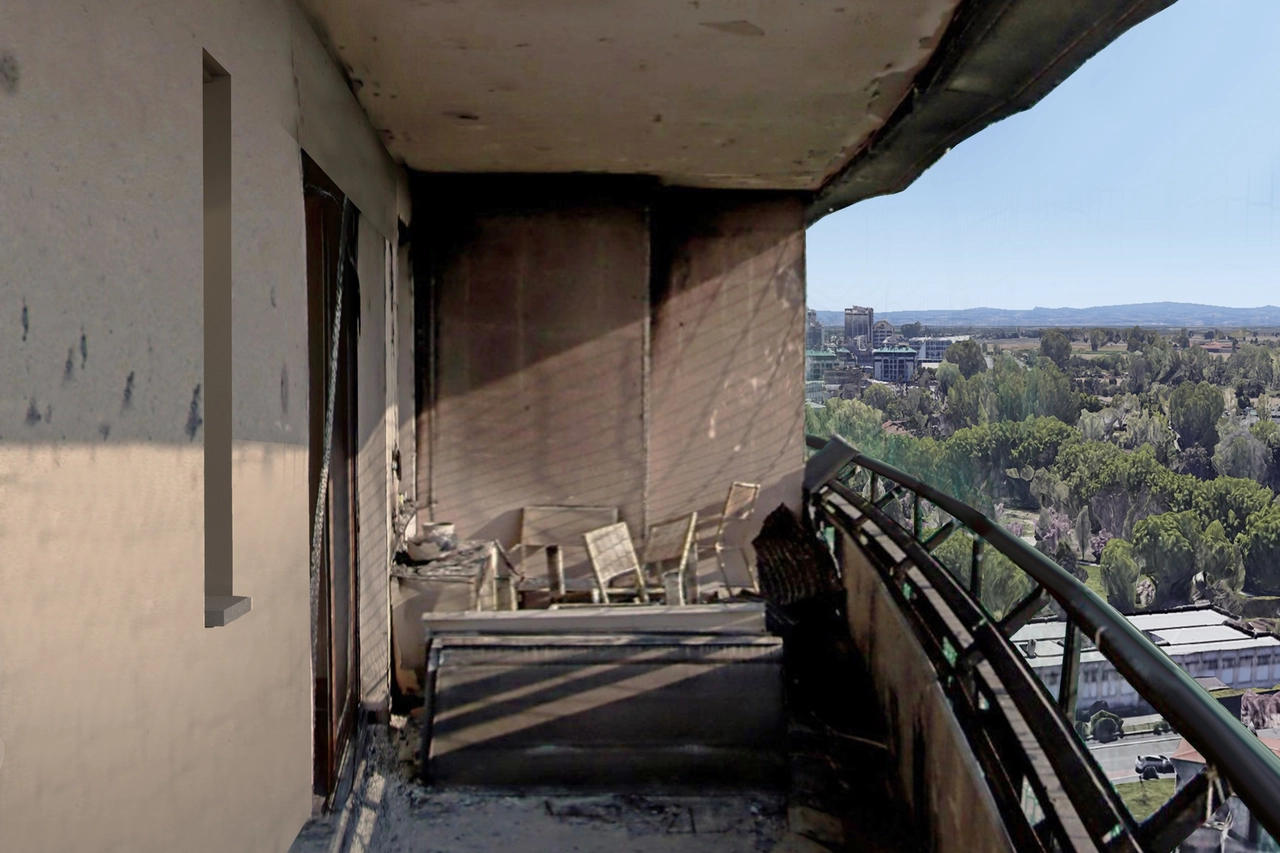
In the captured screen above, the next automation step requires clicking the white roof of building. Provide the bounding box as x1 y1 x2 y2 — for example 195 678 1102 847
1011 607 1280 668
1127 609 1232 629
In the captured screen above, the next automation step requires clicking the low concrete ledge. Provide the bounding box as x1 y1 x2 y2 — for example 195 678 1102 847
422 602 768 638
205 595 252 628
425 629 785 789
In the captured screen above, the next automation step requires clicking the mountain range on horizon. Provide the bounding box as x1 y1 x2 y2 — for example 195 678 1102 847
809 302 1280 329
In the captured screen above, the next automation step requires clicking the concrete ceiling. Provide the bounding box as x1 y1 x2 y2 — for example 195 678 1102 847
297 0 961 190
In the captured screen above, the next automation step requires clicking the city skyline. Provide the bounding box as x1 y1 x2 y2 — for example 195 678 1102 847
806 0 1279 313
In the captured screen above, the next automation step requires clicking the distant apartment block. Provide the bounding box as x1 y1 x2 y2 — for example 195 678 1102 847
845 305 873 342
806 349 839 382
806 309 824 348
805 380 832 404
871 319 895 348
873 346 918 383
909 335 970 362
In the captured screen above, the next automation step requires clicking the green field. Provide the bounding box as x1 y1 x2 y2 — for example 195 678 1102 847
1114 779 1176 822
1083 563 1106 599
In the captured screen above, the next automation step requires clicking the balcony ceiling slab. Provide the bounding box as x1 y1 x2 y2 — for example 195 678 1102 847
296 0 960 191
298 0 1179 221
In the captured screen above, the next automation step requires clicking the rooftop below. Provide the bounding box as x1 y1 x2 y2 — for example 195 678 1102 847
1013 606 1280 667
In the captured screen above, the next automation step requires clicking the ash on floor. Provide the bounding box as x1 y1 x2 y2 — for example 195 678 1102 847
291 715 787 853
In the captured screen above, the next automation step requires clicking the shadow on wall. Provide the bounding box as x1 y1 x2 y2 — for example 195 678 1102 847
411 175 806 547
647 190 806 532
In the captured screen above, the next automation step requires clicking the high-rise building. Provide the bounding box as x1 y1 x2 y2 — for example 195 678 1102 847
845 306 873 342
872 319 895 348
806 309 824 348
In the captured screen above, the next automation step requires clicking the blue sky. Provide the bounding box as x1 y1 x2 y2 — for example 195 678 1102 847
806 0 1279 313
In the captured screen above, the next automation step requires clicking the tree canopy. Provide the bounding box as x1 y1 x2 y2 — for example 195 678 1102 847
900 322 924 338
1132 511 1202 609
944 339 986 379
1040 329 1072 370
1170 381 1224 451
863 383 897 416
1099 538 1139 613
1214 427 1271 483
805 332 1280 611
1240 506 1280 595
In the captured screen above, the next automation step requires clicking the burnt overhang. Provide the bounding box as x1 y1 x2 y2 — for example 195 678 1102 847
296 0 963 191
297 1 1178 224
809 0 1178 223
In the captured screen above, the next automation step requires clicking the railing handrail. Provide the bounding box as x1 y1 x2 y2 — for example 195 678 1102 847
805 432 1280 839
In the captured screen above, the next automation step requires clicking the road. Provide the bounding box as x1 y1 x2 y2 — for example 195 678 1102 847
1088 733 1183 784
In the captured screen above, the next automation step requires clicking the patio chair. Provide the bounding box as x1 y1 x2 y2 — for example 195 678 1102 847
714 482 761 592
641 512 699 605
518 505 617 603
583 522 663 604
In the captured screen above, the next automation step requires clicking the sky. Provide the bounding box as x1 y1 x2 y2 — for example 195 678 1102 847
805 0 1280 313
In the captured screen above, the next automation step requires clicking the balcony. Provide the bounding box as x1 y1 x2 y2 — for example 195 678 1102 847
286 434 1280 853
4 2 1220 851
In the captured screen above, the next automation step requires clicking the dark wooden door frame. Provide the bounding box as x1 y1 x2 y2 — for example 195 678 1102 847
303 152 361 803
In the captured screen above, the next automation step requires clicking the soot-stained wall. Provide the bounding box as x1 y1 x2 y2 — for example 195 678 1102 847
413 181 805 589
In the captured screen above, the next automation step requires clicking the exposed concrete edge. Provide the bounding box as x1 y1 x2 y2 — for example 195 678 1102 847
288 725 382 853
421 603 768 636
809 0 1178 224
204 595 252 628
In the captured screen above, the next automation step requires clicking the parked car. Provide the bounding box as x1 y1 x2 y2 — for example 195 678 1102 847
1135 755 1174 777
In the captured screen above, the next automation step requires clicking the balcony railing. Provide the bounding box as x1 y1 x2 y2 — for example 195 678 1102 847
804 433 1280 853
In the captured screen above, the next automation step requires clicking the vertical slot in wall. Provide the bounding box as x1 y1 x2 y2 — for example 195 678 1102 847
203 50 248 626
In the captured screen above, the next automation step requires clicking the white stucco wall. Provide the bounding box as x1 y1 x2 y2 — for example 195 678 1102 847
0 1 404 850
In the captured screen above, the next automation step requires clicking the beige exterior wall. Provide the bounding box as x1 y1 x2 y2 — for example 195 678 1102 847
0 1 404 850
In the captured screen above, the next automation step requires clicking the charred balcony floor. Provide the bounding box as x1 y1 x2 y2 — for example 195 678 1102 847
778 597 922 853
291 599 918 853
288 719 788 853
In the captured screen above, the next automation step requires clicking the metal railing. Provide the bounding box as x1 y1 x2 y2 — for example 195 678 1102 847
805 433 1280 853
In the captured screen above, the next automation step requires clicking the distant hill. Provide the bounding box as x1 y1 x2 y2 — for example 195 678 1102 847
811 303 1280 329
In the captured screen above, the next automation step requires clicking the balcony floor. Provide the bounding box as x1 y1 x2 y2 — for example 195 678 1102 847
292 599 920 853
289 718 787 853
